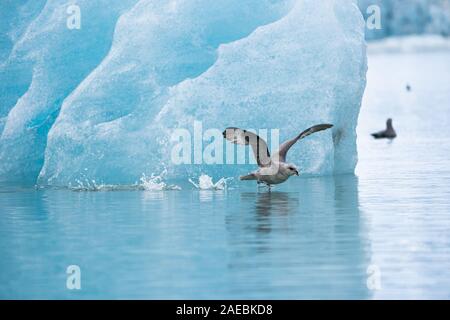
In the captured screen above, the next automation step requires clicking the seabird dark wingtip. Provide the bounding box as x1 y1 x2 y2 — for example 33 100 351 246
313 123 333 129
315 123 333 130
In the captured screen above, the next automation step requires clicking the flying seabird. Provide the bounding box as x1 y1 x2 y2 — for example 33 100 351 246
371 118 397 139
223 124 333 187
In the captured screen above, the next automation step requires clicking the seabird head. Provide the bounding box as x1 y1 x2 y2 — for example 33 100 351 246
386 118 393 128
286 164 299 176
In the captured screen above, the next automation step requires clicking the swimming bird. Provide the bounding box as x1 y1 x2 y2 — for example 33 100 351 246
371 118 397 139
223 124 333 187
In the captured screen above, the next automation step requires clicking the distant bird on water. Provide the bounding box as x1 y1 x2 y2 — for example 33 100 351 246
406 84 411 92
223 124 333 187
371 118 397 139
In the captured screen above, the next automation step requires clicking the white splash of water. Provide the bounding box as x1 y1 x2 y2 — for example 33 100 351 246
139 171 181 191
69 170 181 191
189 174 232 190
70 179 126 191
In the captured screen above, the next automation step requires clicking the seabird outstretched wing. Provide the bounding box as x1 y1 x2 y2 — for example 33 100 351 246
223 127 271 167
274 124 333 162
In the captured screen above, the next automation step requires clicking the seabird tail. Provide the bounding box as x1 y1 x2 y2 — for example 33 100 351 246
371 133 382 138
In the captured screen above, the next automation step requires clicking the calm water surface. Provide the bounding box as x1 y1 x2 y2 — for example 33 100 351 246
1 51 449 299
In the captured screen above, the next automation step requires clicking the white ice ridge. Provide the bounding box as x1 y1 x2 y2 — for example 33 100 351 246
367 35 450 54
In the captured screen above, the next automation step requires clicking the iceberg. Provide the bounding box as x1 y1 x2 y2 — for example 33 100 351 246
0 0 137 183
0 0 367 186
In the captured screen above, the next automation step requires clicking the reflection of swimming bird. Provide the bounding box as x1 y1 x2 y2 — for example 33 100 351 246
223 124 333 187
371 118 397 139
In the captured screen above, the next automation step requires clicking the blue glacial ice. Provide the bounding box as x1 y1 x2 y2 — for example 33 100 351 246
0 0 367 186
358 0 450 40
0 0 137 183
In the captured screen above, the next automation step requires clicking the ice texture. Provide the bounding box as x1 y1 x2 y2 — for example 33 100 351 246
1 0 367 186
358 0 450 40
0 0 136 183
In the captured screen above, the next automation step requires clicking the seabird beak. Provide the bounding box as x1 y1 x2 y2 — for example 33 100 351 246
294 169 299 176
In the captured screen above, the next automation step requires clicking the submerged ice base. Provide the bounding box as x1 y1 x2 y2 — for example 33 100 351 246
0 0 367 186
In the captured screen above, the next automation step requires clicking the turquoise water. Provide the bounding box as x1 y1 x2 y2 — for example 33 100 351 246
1 51 450 299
